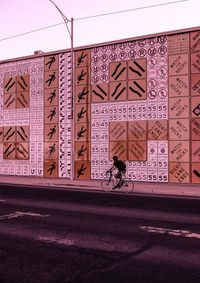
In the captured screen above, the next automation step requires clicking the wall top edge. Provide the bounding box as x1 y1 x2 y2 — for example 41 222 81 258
1 25 200 65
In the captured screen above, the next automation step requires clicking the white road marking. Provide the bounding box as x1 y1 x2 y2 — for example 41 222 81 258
36 234 136 252
37 236 74 246
0 211 50 220
140 226 200 239
0 199 6 202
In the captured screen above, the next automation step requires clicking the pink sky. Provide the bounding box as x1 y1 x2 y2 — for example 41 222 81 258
0 0 198 61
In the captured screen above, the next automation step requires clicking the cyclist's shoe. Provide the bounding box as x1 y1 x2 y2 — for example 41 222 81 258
120 180 124 186
112 185 118 189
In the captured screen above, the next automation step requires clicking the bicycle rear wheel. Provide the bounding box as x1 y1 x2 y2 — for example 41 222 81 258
101 179 114 192
120 180 134 193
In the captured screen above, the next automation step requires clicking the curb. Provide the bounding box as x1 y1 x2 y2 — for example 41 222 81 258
1 179 200 200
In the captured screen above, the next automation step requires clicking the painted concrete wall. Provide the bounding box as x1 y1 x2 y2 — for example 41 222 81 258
0 27 200 184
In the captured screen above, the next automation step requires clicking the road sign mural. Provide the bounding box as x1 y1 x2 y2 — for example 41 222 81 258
1 27 200 184
0 53 72 178
88 28 199 184
89 34 169 183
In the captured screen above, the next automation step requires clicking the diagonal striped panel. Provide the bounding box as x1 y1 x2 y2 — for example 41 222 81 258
110 81 127 102
128 79 146 100
128 59 146 80
92 83 108 103
110 61 127 82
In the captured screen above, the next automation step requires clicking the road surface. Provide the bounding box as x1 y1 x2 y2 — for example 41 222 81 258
0 184 200 282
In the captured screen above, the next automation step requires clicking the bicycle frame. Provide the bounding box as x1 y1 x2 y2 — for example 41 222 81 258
102 170 134 193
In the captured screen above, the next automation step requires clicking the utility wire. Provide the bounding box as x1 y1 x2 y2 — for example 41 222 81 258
75 0 188 21
0 22 64 42
0 0 188 42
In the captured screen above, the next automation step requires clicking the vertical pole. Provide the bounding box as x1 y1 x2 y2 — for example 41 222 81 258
70 18 74 180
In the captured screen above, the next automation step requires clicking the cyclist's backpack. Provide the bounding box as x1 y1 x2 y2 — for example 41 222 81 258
118 161 126 171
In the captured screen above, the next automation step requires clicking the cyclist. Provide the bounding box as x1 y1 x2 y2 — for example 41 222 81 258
107 156 126 189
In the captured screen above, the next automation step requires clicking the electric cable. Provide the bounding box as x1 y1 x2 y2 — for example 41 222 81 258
0 0 189 42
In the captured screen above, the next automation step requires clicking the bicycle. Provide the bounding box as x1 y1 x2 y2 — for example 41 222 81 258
101 170 134 193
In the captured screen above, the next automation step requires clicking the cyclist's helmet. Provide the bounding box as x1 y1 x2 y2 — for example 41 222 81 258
113 156 118 161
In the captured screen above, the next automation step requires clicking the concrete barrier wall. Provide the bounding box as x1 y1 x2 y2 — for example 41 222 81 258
0 27 200 186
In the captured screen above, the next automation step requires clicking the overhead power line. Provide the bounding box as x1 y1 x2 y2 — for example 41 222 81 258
75 0 188 21
0 22 64 42
0 0 189 42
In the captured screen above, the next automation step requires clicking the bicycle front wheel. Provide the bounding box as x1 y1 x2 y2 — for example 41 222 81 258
101 179 114 192
120 180 134 193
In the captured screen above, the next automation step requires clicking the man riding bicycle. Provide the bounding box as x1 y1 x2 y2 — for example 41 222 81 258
107 156 126 189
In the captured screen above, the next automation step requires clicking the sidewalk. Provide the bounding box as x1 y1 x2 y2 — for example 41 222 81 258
0 175 200 198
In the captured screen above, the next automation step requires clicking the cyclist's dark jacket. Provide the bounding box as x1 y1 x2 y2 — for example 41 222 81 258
114 160 126 171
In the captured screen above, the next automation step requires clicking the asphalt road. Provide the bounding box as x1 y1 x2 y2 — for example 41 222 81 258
0 184 200 283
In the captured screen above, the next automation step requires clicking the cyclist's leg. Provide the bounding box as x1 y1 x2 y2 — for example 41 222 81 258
118 171 125 187
113 175 118 188
115 171 122 188
122 170 126 183
112 171 119 188
118 173 122 186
